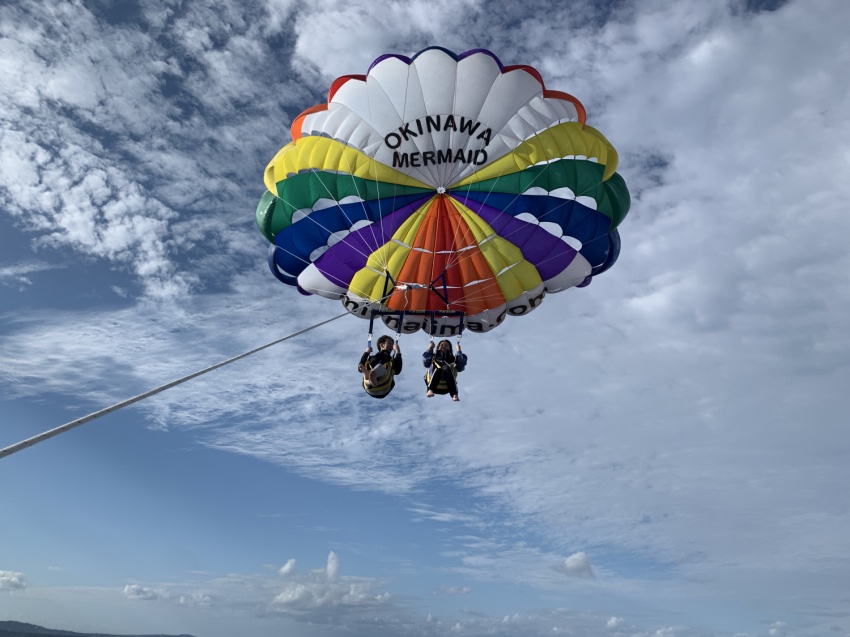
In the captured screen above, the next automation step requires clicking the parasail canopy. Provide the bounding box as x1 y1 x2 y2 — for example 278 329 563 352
257 47 630 335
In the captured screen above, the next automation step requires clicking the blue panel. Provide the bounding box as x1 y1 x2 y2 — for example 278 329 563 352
272 194 429 278
453 192 612 244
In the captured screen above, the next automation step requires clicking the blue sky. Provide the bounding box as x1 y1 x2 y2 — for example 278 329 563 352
2 1 849 636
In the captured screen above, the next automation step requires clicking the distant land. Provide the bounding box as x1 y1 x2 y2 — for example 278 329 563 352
0 621 196 637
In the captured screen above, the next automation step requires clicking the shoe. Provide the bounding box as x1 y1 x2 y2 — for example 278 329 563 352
451 395 460 402
426 390 434 398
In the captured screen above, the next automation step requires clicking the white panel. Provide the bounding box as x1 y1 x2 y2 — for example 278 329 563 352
505 116 537 142
300 110 328 137
312 198 339 210
563 236 582 251
367 56 416 121
346 122 384 155
410 49 459 115
292 209 310 223
504 283 545 317
309 245 329 261
329 78 372 125
349 219 374 232
315 105 357 137
327 230 349 247
382 313 426 334
297 263 347 299
370 146 436 187
401 63 428 122
366 74 405 135
576 195 597 210
454 53 502 118
515 212 539 224
494 95 580 153
461 304 507 333
332 112 369 146
539 221 564 237
476 69 543 131
541 253 591 293
426 314 467 337
550 187 576 199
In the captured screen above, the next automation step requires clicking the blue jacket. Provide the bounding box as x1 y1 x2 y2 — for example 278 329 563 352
422 349 467 372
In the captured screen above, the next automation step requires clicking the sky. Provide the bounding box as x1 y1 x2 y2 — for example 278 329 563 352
1 0 849 636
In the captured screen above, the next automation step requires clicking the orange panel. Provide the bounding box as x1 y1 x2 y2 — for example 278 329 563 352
386 196 506 314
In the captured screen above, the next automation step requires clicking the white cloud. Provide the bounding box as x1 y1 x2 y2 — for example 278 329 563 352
123 584 170 601
0 261 61 288
556 552 595 579
279 559 297 576
290 0 480 81
607 616 623 629
3 1 850 636
269 552 391 622
0 571 25 591
409 505 479 525
0 1 294 301
434 586 471 595
177 592 212 607
768 621 789 637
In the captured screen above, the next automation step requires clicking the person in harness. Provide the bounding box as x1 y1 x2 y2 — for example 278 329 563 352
358 335 402 399
422 339 467 402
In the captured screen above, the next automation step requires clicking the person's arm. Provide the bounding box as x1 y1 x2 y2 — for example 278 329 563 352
359 348 371 368
455 344 468 372
422 341 434 367
393 343 403 374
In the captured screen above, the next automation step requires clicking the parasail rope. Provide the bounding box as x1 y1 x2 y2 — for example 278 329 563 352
0 311 350 461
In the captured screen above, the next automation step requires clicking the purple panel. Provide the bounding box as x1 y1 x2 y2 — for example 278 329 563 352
368 53 413 73
368 48 505 75
458 197 576 281
314 197 428 285
456 48 503 70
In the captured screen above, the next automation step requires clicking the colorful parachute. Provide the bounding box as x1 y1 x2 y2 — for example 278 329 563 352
257 47 629 334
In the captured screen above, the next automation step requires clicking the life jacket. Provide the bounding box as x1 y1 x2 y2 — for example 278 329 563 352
362 359 396 399
423 357 458 394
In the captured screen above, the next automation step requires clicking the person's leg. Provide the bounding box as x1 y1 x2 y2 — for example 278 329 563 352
426 367 444 396
443 369 458 399
369 364 388 387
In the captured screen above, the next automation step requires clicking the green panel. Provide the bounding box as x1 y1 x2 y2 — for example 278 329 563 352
255 190 279 243
268 172 432 237
603 172 630 229
455 160 630 224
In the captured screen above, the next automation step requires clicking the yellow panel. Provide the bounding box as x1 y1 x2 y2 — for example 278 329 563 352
264 137 431 195
583 125 619 180
352 244 411 301
363 197 433 274
385 244 412 277
362 239 408 274
449 198 542 301
347 269 385 300
495 260 542 300
453 121 619 186
349 199 436 301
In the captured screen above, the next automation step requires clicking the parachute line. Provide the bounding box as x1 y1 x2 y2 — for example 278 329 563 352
0 312 350 461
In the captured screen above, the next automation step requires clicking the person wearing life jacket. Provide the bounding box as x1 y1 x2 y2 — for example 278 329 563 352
422 339 467 402
358 335 402 399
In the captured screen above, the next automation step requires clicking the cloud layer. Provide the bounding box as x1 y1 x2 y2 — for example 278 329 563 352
2 1 849 637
